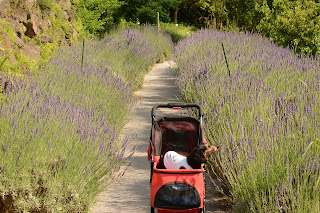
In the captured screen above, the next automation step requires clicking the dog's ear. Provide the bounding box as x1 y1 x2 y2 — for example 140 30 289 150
198 144 208 151
204 145 218 159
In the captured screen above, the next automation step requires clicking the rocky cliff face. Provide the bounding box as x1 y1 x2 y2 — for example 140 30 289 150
0 0 78 73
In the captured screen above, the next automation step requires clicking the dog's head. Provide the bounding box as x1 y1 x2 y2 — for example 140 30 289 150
187 144 219 168
203 144 219 159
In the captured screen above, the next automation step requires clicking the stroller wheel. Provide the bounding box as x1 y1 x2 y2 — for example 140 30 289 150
151 206 155 213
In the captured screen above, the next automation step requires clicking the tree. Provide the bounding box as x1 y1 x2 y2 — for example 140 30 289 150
175 0 228 28
120 0 179 24
257 0 320 55
119 0 227 27
226 0 264 31
197 0 228 28
72 0 123 35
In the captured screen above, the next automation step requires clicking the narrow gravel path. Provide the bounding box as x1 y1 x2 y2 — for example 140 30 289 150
91 61 231 213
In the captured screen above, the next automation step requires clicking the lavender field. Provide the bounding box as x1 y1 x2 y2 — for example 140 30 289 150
175 30 320 212
0 27 173 212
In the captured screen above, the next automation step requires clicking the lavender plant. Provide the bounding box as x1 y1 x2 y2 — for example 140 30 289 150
174 29 320 212
98 26 174 90
0 27 173 212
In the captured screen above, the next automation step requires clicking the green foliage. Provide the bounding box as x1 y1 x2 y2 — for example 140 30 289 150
171 0 320 55
226 0 264 31
160 22 197 43
0 20 37 76
72 0 123 36
121 0 179 24
257 0 320 55
136 6 157 24
38 41 59 65
0 1 83 76
48 3 74 40
197 0 228 28
36 0 53 10
169 0 227 28
117 18 140 29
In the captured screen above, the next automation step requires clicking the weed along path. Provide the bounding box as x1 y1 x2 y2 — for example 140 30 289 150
91 61 231 213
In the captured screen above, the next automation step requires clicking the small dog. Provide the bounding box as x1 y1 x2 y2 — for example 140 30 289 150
163 143 218 169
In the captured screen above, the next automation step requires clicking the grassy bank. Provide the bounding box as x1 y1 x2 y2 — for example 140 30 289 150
160 22 197 43
174 29 320 212
0 26 173 212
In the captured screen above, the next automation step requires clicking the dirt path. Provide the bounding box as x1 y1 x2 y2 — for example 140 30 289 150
91 61 231 213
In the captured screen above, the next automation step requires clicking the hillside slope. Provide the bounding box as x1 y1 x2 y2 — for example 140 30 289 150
0 0 79 75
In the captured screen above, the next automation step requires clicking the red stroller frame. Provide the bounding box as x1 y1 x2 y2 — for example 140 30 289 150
148 103 207 213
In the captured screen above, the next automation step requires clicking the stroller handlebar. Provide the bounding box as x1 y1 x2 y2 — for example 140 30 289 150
151 103 203 118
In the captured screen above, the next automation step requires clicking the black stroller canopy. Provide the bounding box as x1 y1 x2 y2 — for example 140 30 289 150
150 116 203 157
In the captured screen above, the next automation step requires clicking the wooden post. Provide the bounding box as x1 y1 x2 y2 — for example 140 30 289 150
221 42 231 77
157 12 160 34
81 39 85 69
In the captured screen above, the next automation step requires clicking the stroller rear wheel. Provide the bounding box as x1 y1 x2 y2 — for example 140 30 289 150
200 198 205 212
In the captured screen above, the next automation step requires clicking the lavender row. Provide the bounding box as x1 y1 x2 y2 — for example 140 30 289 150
0 27 173 212
174 29 320 212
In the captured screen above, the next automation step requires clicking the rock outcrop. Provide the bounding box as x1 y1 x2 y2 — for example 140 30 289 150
0 0 77 72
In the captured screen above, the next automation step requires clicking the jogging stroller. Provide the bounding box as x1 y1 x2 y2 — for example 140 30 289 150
148 103 207 213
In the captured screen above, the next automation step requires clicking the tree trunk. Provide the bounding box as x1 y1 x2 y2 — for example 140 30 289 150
174 7 179 24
